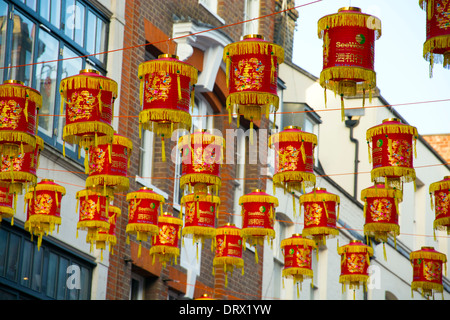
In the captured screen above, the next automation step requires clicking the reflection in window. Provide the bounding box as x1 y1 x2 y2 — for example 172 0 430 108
0 0 8 81
10 12 35 85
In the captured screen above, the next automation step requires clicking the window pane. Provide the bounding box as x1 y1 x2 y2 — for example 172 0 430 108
74 2 85 47
35 29 59 136
6 233 20 281
46 252 58 298
20 240 32 287
50 0 61 29
0 0 9 81
39 0 50 22
25 0 37 11
0 228 7 277
95 17 106 62
86 11 96 54
67 263 79 300
79 266 90 300
10 12 35 86
31 246 43 292
64 0 75 39
56 257 69 299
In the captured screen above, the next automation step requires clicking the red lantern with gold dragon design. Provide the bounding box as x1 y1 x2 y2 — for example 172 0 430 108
281 234 317 298
410 246 447 299
419 0 450 76
223 34 284 136
338 240 373 299
318 7 382 118
60 69 117 152
361 184 402 260
213 223 244 287
138 54 198 161
24 179 66 250
0 80 40 159
150 212 183 268
429 176 450 237
366 118 418 191
300 187 340 245
178 130 224 195
239 189 278 263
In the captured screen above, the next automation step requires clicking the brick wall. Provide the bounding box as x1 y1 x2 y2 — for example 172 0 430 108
422 135 450 164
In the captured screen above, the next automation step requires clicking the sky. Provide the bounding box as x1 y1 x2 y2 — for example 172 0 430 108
292 0 450 135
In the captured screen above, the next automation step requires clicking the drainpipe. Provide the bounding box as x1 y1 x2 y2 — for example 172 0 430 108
344 116 361 199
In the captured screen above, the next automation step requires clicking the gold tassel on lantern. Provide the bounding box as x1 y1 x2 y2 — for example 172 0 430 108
161 135 166 162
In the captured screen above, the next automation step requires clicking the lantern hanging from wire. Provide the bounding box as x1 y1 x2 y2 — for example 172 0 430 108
178 130 224 195
0 135 44 196
410 246 447 299
366 118 418 191
429 176 450 238
181 191 219 251
0 186 14 224
87 204 121 259
24 179 66 250
280 234 317 298
239 189 278 263
419 0 450 77
299 187 340 245
361 183 402 260
126 187 165 258
318 7 382 119
86 132 132 195
138 54 198 162
269 126 317 214
150 212 183 268
0 80 40 159
76 189 111 252
223 34 284 140
60 69 117 153
338 240 373 299
213 223 244 287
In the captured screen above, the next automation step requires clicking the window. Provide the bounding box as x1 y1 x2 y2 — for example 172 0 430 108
243 0 260 36
0 0 109 163
130 273 144 300
0 224 93 300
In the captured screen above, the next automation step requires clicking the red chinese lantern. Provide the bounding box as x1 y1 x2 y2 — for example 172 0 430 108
318 7 382 118
280 234 317 298
410 246 447 299
86 133 132 195
213 223 244 287
0 186 14 224
223 34 284 138
24 179 66 250
0 135 44 196
239 189 278 262
269 126 317 214
0 80 40 158
126 187 165 257
179 130 224 195
300 187 340 245
138 54 198 161
150 212 183 268
429 176 450 237
87 204 121 259
419 0 450 76
60 69 117 152
338 240 373 299
181 191 219 248
366 118 418 190
76 189 111 252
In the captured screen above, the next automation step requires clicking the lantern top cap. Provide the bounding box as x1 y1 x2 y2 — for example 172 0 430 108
421 246 435 250
338 7 361 13
350 239 362 244
40 179 54 183
444 176 450 180
158 53 179 60
252 189 265 193
284 125 302 131
382 118 401 124
316 187 327 191
293 233 302 237
3 79 24 85
225 223 235 227
141 187 153 191
80 69 100 75
243 34 265 40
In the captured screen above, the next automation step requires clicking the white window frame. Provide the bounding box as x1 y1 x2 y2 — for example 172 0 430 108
198 0 225 24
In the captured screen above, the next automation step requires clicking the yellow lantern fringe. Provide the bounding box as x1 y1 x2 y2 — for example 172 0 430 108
180 174 221 191
0 131 36 155
180 193 221 205
76 220 110 232
158 215 183 226
361 186 403 202
138 59 198 85
299 191 340 204
410 249 447 263
273 172 316 192
434 217 450 234
318 12 382 39
85 175 130 193
364 223 400 240
371 167 416 184
126 191 165 203
178 133 225 149
182 226 216 241
280 236 317 249
320 67 376 94
338 243 373 256
302 226 339 239
269 130 317 147
239 194 278 206
125 224 158 241
60 75 118 98
429 179 450 194
63 122 114 147
242 228 275 241
139 108 192 135
0 85 42 109
226 93 279 120
223 41 285 64
366 123 418 141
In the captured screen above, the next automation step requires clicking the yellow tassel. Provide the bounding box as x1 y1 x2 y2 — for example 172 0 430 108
388 138 392 156
139 123 142 140
369 87 373 103
138 242 142 258
414 138 417 158
191 85 195 112
362 89 366 107
363 201 367 218
97 88 102 114
161 135 166 162
340 94 344 121
177 73 182 101
337 203 340 220
108 144 112 163
324 88 327 108
139 79 144 106
367 142 372 163
255 246 258 264
292 193 296 217
225 55 230 88
35 112 39 134
24 94 29 122
383 242 387 261
84 148 89 174
300 142 306 164
60 95 65 115
250 120 254 145
271 54 276 83
55 191 59 208
95 132 98 147
428 0 433 20
430 193 434 210
323 201 329 219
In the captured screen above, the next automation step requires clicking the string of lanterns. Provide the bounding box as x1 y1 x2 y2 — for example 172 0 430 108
0 3 447 301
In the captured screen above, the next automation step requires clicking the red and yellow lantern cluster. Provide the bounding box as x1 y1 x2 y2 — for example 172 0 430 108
150 212 183 268
60 69 117 152
178 130 224 195
223 34 284 136
419 0 450 76
280 234 317 297
318 7 382 118
338 240 373 299
429 176 450 237
213 223 244 287
410 246 447 299
361 184 402 260
138 54 198 161
88 205 121 258
239 189 278 262
300 188 340 245
24 179 66 250
126 187 165 258
366 118 418 191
